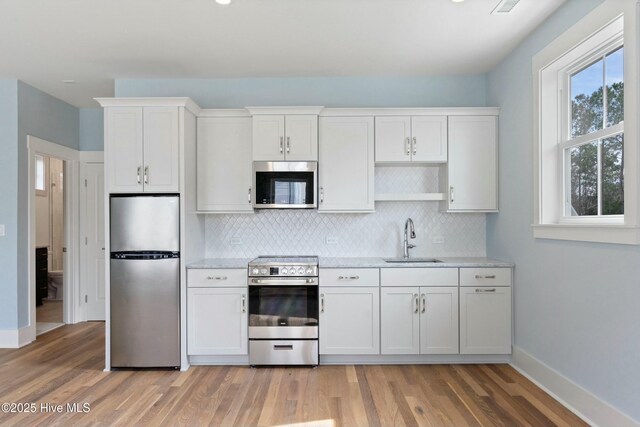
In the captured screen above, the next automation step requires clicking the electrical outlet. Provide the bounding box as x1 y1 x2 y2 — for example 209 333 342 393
230 237 242 245
0 224 4 237
432 236 444 244
325 237 338 245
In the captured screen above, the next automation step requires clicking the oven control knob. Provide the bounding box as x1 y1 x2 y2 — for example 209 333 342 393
281 268 288 275
260 268 268 275
252 268 260 275
298 267 305 275
306 268 313 275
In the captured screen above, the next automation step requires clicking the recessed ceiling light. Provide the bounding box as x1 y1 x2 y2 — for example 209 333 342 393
62 80 76 84
451 0 465 3
215 0 231 5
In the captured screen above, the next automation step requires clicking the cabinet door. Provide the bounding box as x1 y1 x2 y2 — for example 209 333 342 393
105 107 144 193
285 115 318 161
197 117 253 212
375 116 411 162
318 117 374 212
381 287 420 354
447 116 498 211
187 287 248 355
411 116 447 163
319 287 379 355
460 286 511 354
419 287 459 354
252 115 285 161
143 107 180 192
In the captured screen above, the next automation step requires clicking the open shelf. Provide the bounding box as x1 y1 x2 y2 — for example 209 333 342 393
374 193 446 202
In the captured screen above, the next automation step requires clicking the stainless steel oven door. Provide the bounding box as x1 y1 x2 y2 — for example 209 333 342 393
248 277 319 339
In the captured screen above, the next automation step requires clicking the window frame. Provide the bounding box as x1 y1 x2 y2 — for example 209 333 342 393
532 1 640 245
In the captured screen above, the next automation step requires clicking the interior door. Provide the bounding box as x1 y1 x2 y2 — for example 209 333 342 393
84 163 106 320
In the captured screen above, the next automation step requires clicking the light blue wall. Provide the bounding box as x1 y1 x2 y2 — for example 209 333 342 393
487 0 640 421
79 108 104 151
115 75 487 108
16 81 79 326
0 80 19 329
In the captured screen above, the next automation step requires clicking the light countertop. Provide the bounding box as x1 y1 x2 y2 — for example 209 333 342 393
187 257 513 269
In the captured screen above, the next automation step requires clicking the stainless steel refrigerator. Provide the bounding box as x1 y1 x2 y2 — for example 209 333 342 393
110 194 180 368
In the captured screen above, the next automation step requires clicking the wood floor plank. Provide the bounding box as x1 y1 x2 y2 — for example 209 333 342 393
0 324 589 427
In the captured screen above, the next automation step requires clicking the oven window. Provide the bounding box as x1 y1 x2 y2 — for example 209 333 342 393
255 172 314 205
249 286 318 327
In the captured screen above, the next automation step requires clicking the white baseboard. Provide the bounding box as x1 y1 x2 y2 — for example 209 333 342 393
511 345 639 427
0 325 35 348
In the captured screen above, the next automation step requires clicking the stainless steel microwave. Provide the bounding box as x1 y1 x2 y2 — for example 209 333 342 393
253 161 317 209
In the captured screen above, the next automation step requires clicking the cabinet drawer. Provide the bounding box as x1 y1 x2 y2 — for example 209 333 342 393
381 268 458 287
319 268 379 286
460 268 511 287
188 269 247 287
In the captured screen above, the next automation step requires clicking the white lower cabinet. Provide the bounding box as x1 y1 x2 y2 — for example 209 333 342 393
319 286 380 355
187 287 248 355
459 286 511 354
381 286 458 355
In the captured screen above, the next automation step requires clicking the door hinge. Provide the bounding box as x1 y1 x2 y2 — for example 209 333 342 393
85 295 88 303
85 237 88 245
84 179 87 187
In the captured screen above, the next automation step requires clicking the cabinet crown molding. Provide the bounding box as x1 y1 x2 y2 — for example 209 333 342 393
245 106 324 116
94 97 201 115
320 107 500 117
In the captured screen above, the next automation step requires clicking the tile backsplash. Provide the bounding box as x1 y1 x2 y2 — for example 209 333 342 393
205 166 486 258
204 202 485 258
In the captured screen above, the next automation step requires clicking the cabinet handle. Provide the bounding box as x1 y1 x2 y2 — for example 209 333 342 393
406 137 411 156
248 188 252 204
280 136 284 154
320 186 324 204
450 186 454 203
286 136 291 154
475 275 496 279
413 136 417 155
144 166 149 184
421 293 426 313
137 167 141 184
338 275 360 280
207 276 227 280
414 293 419 313
320 293 325 313
475 288 497 293
242 294 246 313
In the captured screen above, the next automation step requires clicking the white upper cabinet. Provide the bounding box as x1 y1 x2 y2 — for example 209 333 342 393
197 117 253 213
104 106 180 193
446 115 498 211
375 116 447 163
318 116 374 212
252 114 318 161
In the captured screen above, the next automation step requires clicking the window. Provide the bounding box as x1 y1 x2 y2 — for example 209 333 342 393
35 155 48 196
532 1 640 245
563 46 624 219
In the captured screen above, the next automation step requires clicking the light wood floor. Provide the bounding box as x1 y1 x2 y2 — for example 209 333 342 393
36 300 63 323
0 323 587 427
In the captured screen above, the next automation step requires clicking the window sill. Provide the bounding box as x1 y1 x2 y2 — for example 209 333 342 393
532 224 640 245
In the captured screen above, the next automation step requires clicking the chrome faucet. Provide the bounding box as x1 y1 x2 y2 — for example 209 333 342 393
403 218 416 258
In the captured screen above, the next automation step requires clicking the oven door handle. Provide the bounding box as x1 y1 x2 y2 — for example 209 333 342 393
250 278 318 286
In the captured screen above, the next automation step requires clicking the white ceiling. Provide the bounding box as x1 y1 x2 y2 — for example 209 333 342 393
0 0 565 108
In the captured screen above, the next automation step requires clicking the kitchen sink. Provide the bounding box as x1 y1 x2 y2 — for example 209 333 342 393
383 258 442 263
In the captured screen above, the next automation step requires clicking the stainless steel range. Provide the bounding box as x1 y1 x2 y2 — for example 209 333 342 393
248 256 319 366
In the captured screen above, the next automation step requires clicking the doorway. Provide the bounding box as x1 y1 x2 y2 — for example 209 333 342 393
34 155 66 335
